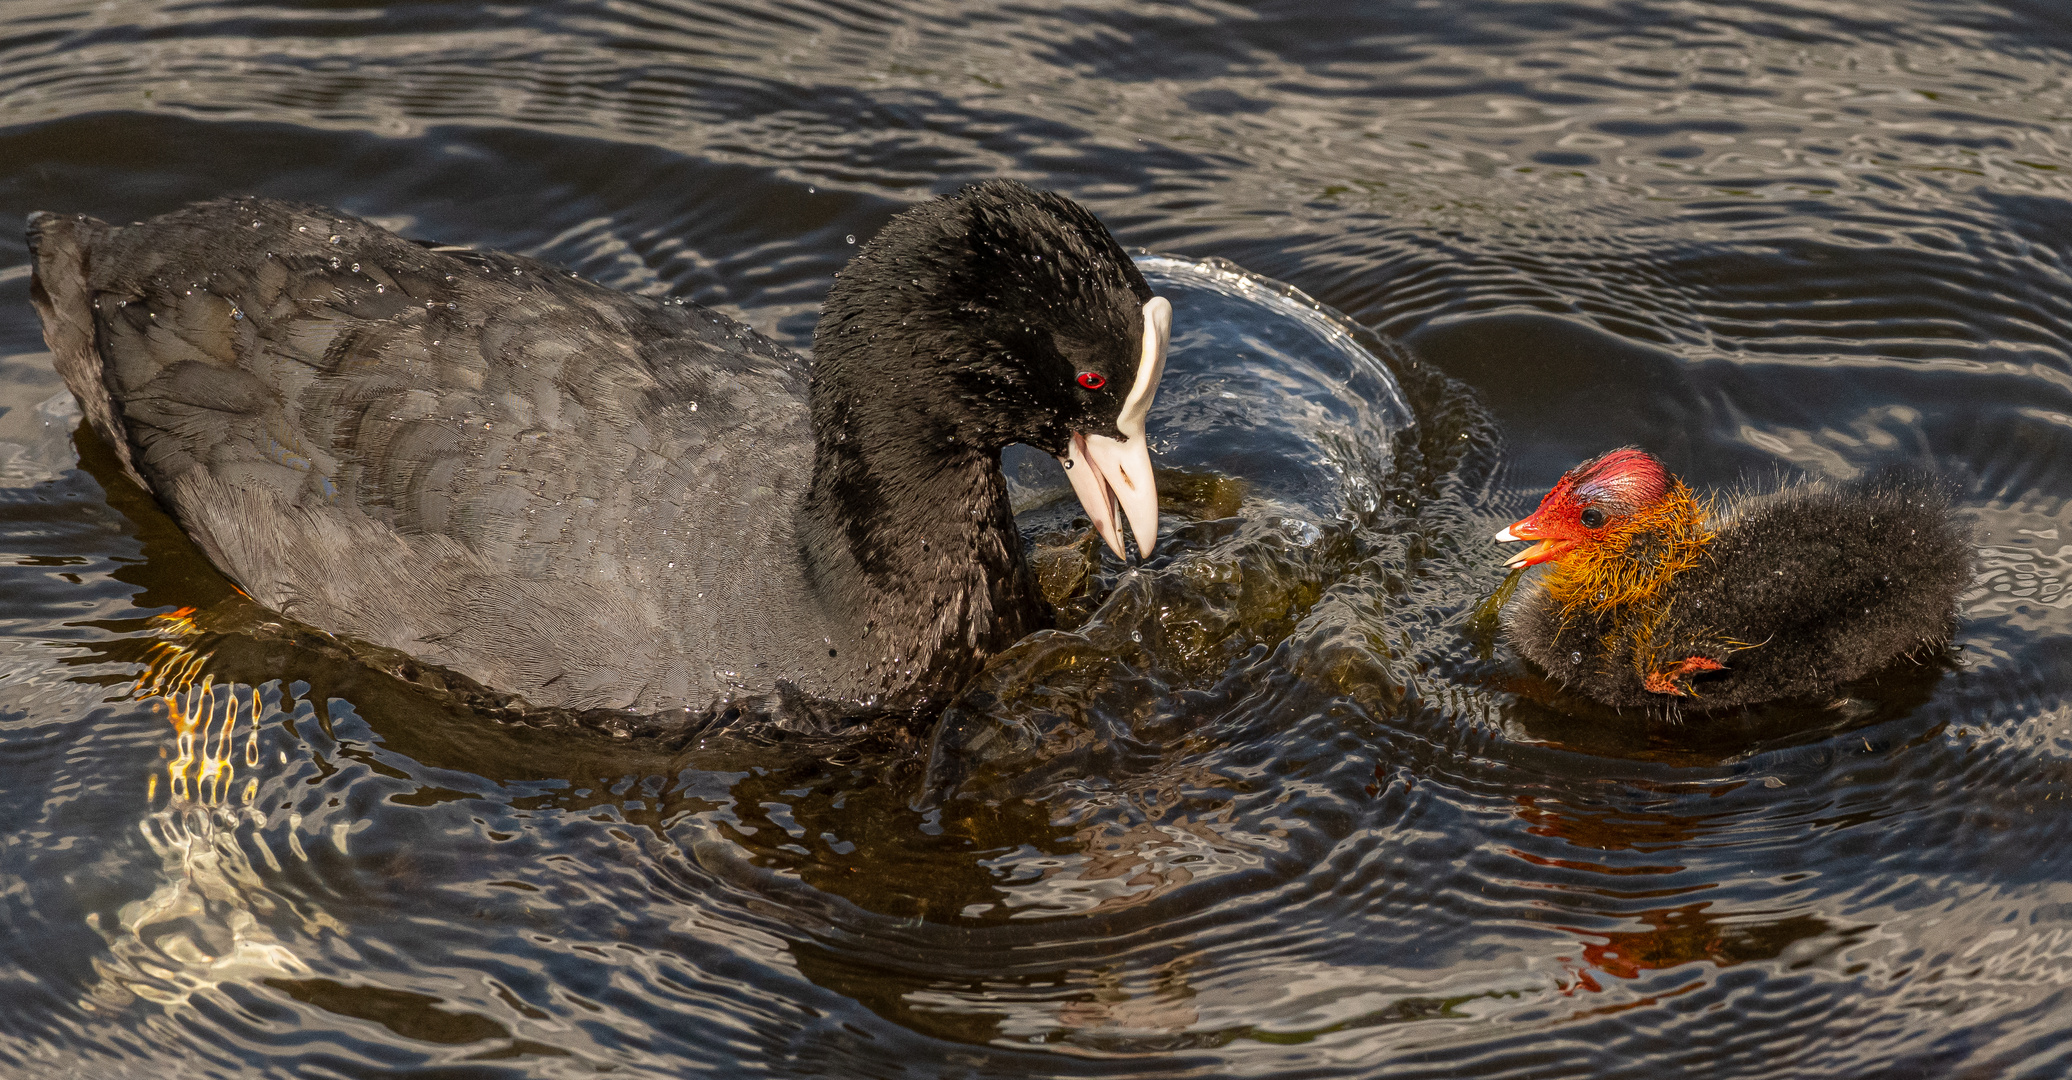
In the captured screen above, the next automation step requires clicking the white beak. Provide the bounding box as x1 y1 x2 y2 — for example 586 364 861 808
1060 296 1170 561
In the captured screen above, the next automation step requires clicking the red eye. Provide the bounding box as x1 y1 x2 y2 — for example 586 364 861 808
1077 371 1106 390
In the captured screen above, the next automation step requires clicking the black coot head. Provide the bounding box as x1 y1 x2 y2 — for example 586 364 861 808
814 179 1156 456
812 179 1170 559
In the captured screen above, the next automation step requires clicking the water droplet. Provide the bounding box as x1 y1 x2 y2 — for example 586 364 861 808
1061 458 1073 469
351 262 361 273
845 234 856 244
328 234 342 244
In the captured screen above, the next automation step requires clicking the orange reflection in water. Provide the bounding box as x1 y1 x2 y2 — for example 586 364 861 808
136 608 263 807
1514 793 1715 854
1507 795 1841 995
1561 902 1833 985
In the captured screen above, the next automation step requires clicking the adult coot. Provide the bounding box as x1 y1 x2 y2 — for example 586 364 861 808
28 180 1170 726
1493 447 1971 710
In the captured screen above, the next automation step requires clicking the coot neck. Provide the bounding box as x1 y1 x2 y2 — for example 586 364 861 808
794 357 1044 714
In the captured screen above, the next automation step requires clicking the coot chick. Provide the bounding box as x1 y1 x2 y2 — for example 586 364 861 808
29 181 1171 725
1494 448 1972 710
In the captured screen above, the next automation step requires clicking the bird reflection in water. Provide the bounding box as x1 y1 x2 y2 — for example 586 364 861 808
1556 904 1841 995
1508 795 1857 1001
726 756 1263 1046
136 607 265 809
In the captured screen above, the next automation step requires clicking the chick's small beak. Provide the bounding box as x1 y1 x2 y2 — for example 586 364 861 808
1058 296 1170 560
1494 517 1564 569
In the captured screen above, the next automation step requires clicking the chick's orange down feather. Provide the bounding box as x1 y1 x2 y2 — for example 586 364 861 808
1495 448 1973 711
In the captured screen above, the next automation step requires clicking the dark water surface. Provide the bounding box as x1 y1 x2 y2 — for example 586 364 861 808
4 0 2072 1076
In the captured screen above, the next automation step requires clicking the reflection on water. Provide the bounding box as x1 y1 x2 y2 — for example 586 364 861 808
1559 904 1844 989
1507 793 1852 995
84 806 326 1011
4 0 2072 1075
137 611 263 808
83 615 325 1014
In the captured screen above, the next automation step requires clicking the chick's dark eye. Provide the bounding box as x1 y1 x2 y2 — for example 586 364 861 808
1077 371 1106 390
1580 507 1607 529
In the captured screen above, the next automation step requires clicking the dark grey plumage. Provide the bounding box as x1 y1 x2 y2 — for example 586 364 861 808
28 184 1154 726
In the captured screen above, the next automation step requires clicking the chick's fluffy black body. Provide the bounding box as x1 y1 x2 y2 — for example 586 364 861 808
1510 473 1973 710
29 182 1152 727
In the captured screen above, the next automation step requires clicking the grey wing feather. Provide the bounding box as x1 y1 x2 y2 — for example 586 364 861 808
32 198 828 713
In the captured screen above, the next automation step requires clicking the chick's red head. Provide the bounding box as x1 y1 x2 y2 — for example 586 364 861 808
1496 447 1671 568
